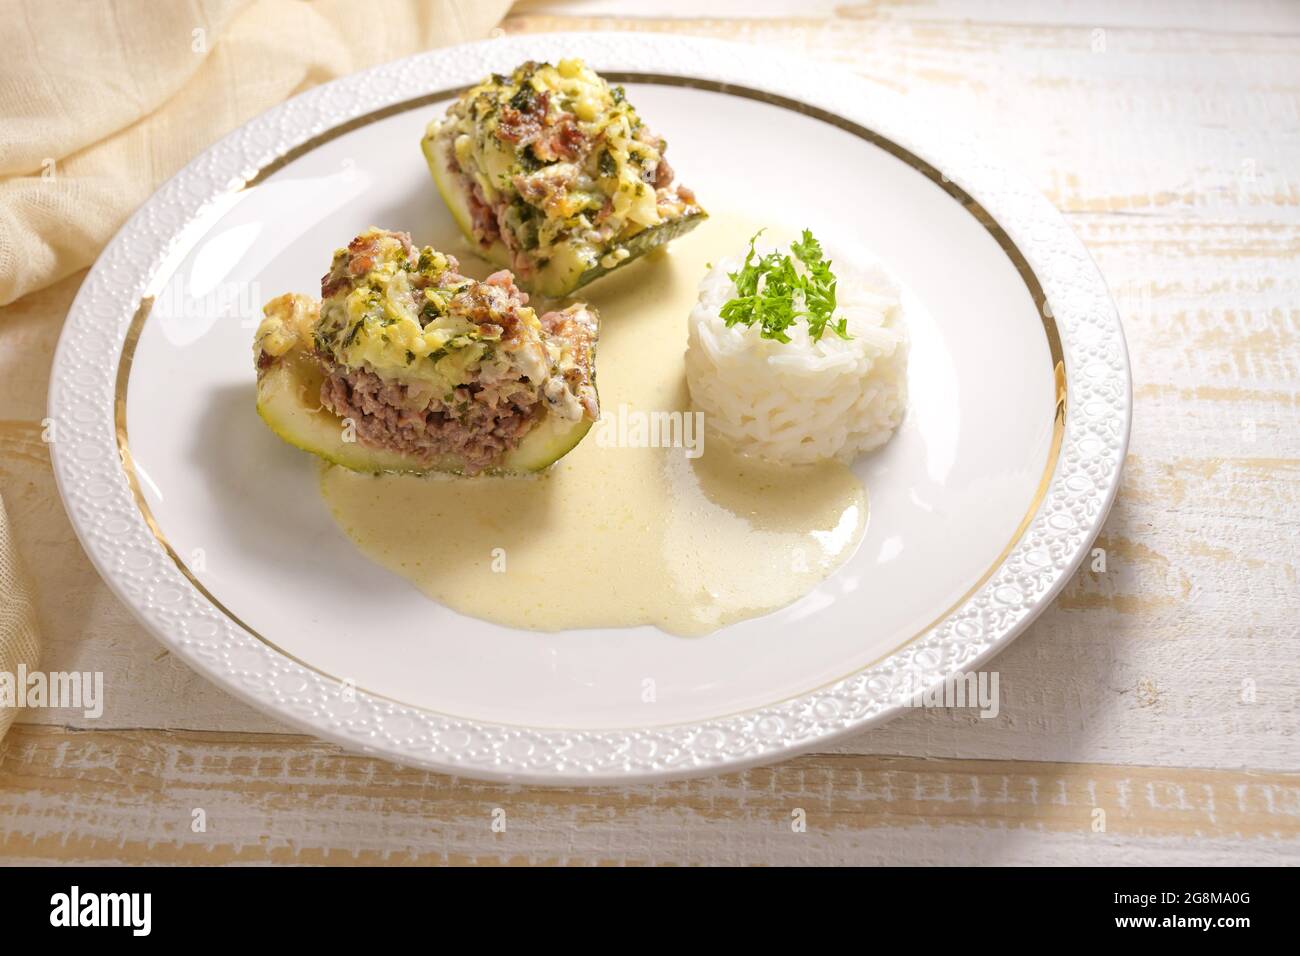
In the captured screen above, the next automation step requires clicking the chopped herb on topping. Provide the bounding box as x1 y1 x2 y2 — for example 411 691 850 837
508 84 537 113
419 300 443 327
718 229 851 343
516 147 543 172
598 148 617 178
405 349 415 364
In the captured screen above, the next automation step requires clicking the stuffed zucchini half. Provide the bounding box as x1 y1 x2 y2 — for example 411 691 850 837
254 228 599 476
422 58 706 298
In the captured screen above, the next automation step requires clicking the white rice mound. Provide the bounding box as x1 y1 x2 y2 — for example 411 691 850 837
685 245 909 465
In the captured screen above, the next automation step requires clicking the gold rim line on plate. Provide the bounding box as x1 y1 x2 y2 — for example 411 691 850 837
111 74 1069 725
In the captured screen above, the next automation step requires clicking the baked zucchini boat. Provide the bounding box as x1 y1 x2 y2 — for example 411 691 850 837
422 58 706 297
254 228 599 475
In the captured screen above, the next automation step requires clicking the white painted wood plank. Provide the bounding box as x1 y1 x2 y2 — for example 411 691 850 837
1 729 1295 865
516 0 1300 35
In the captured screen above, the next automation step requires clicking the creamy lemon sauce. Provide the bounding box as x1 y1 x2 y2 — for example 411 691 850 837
319 215 868 635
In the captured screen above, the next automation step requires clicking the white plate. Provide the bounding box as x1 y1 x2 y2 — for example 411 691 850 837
49 34 1130 784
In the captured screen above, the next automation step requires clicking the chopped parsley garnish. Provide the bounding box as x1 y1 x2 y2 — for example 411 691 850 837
718 229 850 343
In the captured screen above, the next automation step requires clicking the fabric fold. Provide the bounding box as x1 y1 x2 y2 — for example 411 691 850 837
0 0 512 305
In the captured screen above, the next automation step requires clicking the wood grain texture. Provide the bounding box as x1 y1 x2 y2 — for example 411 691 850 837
0 0 1296 864
1 726 1296 865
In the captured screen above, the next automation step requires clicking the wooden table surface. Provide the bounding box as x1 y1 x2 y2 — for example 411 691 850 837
1 0 1297 865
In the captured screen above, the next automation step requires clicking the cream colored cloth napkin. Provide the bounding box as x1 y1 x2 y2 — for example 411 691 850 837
0 0 512 739
0 0 512 307
0 500 40 740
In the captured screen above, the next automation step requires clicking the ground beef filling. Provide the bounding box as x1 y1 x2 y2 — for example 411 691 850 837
313 233 566 473
318 358 543 474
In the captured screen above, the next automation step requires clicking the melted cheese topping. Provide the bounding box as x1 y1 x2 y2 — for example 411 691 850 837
429 58 701 279
315 234 485 381
281 229 590 424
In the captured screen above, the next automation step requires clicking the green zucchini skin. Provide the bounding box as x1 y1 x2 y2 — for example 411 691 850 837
565 211 708 295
